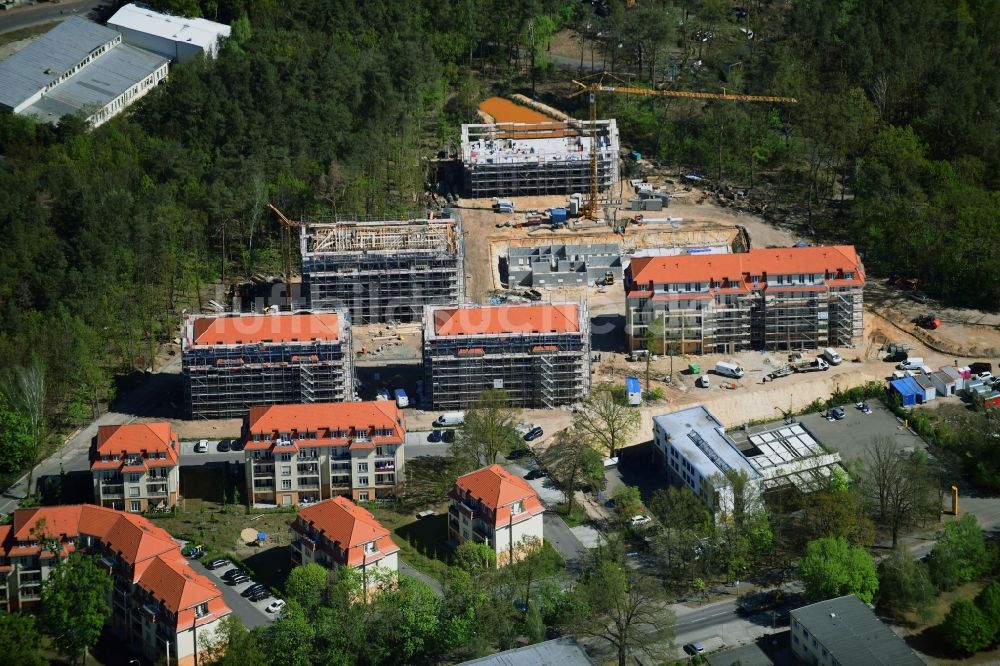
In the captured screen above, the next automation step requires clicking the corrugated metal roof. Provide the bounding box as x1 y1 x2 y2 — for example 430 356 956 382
790 595 924 665
0 17 118 109
890 377 922 397
108 3 231 49
458 637 594 666
20 43 166 122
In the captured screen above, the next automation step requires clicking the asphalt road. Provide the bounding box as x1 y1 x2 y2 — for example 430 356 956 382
195 559 277 629
0 0 104 35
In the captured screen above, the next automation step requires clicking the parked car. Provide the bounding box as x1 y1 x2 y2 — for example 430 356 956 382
194 439 209 453
248 588 272 602
230 440 245 451
507 448 531 460
828 407 846 420
228 574 251 585
266 600 286 613
684 642 705 655
376 388 390 401
427 430 442 443
630 515 652 527
524 469 546 480
515 422 532 435
217 440 231 453
442 429 456 443
205 558 230 570
242 583 267 598
978 371 994 382
222 568 246 580
523 426 544 441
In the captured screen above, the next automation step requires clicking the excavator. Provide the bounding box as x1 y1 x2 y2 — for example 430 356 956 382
568 73 798 219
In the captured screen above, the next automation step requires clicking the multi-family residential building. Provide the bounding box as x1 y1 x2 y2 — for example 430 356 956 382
90 423 180 513
423 302 591 409
182 309 355 419
448 465 544 565
290 496 399 587
790 595 924 666
243 401 405 507
653 405 843 519
0 504 230 666
625 245 864 354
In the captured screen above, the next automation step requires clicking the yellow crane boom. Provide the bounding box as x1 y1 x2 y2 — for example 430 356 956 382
265 202 300 310
568 77 798 219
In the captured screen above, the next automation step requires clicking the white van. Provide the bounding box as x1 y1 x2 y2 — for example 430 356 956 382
822 348 842 365
394 388 409 408
714 361 744 379
696 375 711 388
897 358 925 371
434 412 465 427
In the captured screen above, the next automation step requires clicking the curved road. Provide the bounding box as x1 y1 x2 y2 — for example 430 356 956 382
0 0 104 36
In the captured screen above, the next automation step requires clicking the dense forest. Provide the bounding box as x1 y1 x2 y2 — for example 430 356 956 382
0 0 997 449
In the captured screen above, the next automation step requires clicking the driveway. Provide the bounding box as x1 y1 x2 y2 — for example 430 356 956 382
195 560 278 629
543 511 587 563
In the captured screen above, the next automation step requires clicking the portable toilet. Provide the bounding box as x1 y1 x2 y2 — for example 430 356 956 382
626 377 642 406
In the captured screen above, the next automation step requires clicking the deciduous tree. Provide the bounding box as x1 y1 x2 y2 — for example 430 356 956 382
0 610 45 666
798 537 878 604
574 383 640 457
928 514 989 591
41 553 112 665
284 563 329 612
877 548 936 619
942 598 995 654
541 427 604 514
0 362 51 495
452 389 521 469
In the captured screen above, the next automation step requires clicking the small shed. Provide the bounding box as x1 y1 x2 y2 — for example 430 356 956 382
913 374 937 402
929 371 955 397
941 366 965 391
890 377 922 406
964 378 985 397
983 392 1000 411
957 366 973 379
626 376 642 406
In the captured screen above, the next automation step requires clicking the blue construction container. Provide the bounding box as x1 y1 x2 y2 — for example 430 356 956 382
548 208 568 224
890 377 921 406
626 376 642 406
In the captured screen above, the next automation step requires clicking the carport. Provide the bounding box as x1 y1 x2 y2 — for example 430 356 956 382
890 377 922 406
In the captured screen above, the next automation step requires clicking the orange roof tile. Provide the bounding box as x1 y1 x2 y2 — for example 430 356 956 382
433 303 581 337
93 423 178 468
138 555 219 614
453 464 540 511
78 505 126 539
246 401 405 442
296 497 399 567
103 514 176 567
13 505 84 541
628 245 864 286
189 312 340 346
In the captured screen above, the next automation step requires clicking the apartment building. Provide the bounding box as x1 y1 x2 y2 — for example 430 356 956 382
625 245 864 354
290 496 399 587
423 302 591 410
90 423 180 513
790 595 924 666
448 465 544 566
0 504 230 666
243 401 405 507
182 310 354 419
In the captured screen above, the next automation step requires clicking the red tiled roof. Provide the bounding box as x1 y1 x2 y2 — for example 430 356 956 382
453 464 540 511
433 303 581 336
1 505 231 625
245 401 405 448
628 245 864 286
295 496 399 567
93 423 178 469
189 312 340 346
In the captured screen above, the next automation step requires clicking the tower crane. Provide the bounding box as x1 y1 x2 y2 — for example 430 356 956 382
568 74 799 219
265 202 300 311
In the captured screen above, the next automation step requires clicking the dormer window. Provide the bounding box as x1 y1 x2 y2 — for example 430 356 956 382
511 500 524 516
364 541 377 555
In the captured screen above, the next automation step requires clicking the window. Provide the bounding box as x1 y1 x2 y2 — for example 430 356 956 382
129 487 140 497
358 477 369 486
357 462 369 472
195 602 209 618
511 501 524 516
282 466 291 476
128 473 141 483
281 480 292 490
280 453 292 462
358 492 369 501
130 501 141 512
364 541 377 554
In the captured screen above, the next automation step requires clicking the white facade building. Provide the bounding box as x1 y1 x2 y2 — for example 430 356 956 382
108 4 232 63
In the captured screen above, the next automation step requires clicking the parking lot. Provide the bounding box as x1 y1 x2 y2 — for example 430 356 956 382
795 400 927 461
194 559 280 629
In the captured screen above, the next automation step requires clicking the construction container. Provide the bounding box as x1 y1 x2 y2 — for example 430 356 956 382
548 208 568 224
626 376 641 406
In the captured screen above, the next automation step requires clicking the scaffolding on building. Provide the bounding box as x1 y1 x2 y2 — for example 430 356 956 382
182 312 354 419
827 287 864 348
423 301 591 410
301 218 464 324
461 120 620 198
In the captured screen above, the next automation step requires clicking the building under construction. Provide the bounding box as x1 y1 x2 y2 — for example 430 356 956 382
182 310 354 419
423 302 591 409
461 119 620 197
625 246 864 354
301 217 463 324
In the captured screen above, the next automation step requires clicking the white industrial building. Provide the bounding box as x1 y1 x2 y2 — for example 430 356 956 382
653 405 843 518
108 4 231 63
0 17 168 127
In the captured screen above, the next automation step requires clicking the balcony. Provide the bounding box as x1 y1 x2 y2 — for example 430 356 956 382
253 463 275 474
297 464 319 474
374 461 395 472
297 479 320 489
331 476 350 487
472 525 493 543
101 484 124 497
146 484 168 496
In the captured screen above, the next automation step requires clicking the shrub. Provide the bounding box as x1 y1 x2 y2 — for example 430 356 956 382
942 598 996 653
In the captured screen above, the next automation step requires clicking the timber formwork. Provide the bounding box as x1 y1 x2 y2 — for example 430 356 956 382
182 312 354 419
423 302 592 410
302 218 463 324
461 120 620 198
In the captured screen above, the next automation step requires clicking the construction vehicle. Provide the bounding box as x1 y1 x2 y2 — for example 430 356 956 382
604 271 615 286
917 313 941 329
265 203 300 311
792 358 829 373
568 73 798 219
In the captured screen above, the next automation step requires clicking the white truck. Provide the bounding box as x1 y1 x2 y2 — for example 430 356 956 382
714 361 744 379
434 411 465 427
822 347 842 365
793 357 829 373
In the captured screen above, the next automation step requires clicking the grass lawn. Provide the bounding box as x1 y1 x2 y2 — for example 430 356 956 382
897 580 999 664
554 502 588 528
369 502 453 582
